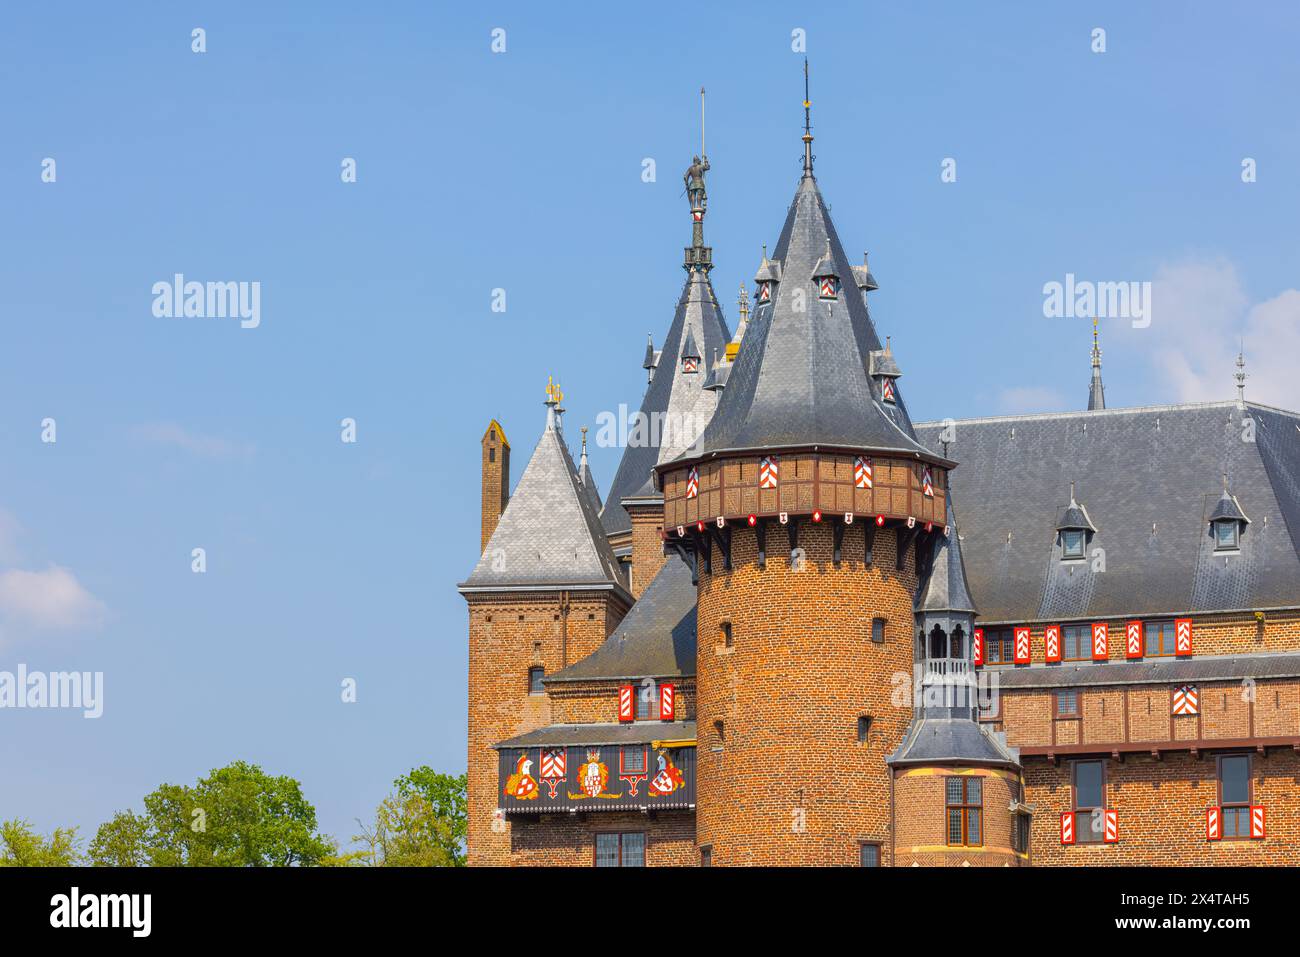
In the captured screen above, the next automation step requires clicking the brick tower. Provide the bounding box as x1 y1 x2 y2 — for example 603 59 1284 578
655 69 954 864
480 419 510 552
459 381 632 865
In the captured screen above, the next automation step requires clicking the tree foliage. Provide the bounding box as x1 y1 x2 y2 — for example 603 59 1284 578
0 819 81 866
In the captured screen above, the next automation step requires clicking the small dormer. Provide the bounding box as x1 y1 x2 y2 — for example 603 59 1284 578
680 328 701 374
851 251 879 293
703 349 729 392
1056 486 1096 561
1208 484 1249 552
642 333 660 384
867 336 902 404
812 240 840 301
753 246 781 305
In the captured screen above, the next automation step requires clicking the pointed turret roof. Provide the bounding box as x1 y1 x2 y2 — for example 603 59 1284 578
1088 319 1106 410
916 500 977 614
678 166 936 462
599 159 730 536
461 393 628 598
577 426 603 515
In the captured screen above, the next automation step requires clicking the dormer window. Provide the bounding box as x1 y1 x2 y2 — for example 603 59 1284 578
1213 519 1239 551
1062 529 1086 560
812 241 840 302
1208 486 1248 553
680 329 701 374
1056 486 1095 562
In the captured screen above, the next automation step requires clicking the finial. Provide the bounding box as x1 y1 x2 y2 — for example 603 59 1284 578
1091 317 1102 368
885 335 892 354
1222 471 1229 494
738 281 750 321
580 426 590 468
544 375 563 430
700 86 706 159
1235 343 1247 407
1070 480 1077 504
801 58 814 175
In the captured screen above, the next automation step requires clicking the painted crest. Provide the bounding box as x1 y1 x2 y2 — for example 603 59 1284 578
569 749 622 800
648 749 686 797
504 753 539 801
539 748 566 798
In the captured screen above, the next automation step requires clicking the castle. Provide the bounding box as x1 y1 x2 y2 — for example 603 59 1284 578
459 83 1300 866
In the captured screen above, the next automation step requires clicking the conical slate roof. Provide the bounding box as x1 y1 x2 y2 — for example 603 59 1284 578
682 173 934 461
600 266 730 535
916 499 977 614
461 408 628 597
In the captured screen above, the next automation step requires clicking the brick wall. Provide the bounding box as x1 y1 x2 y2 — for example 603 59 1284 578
695 520 916 865
547 678 696 725
465 591 629 866
893 766 1023 866
508 811 697 866
628 503 667 600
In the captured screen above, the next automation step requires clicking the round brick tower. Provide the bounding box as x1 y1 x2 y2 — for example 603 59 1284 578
656 85 955 865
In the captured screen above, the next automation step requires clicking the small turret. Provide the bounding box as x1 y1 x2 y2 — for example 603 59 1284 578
1087 318 1106 411
868 336 903 404
680 328 701 374
851 251 878 292
642 333 659 385
811 238 840 301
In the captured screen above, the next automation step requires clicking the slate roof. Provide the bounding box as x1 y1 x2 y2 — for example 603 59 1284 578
679 173 938 463
887 717 1019 768
916 499 978 614
600 267 729 536
914 401 1300 623
991 651 1300 690
461 410 629 597
547 557 697 682
494 720 696 749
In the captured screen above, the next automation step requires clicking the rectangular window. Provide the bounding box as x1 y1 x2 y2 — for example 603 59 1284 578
1214 520 1239 551
859 843 880 867
983 629 1014 664
635 682 656 720
1062 529 1085 560
945 777 983 847
857 716 872 744
1013 814 1030 854
1144 620 1177 657
528 667 545 695
721 621 733 648
1219 754 1251 838
1055 689 1079 717
1062 624 1091 661
595 832 645 867
700 845 712 867
621 747 645 774
871 617 885 644
1073 760 1105 844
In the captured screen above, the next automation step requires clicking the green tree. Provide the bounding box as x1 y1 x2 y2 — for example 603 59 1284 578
88 760 334 866
348 793 455 867
393 767 466 865
0 819 81 866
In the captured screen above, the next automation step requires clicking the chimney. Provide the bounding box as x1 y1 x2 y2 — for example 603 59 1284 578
480 420 510 552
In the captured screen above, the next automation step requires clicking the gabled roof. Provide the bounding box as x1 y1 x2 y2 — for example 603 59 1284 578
547 557 697 682
1209 489 1249 525
915 401 1300 623
600 267 729 536
680 173 935 462
461 409 629 597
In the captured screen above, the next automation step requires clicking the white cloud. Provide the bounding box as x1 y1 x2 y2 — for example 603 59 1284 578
1146 261 1300 409
131 422 254 459
0 565 107 635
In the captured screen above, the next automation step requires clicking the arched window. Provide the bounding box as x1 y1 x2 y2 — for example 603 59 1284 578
929 624 948 660
950 624 966 660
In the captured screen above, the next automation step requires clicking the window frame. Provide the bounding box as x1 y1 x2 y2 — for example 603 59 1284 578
944 777 984 847
635 681 657 720
1054 689 1080 718
1213 519 1240 552
1143 619 1178 658
1061 529 1086 561
593 830 647 867
858 841 882 867
983 628 1014 665
1071 759 1106 844
1217 753 1252 841
527 666 545 695
1061 624 1092 662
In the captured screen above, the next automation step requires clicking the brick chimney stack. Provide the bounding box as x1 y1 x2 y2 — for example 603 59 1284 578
480 420 510 553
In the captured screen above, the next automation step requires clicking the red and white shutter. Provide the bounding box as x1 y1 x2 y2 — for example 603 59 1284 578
1125 620 1143 659
882 378 896 403
1103 809 1118 843
1251 806 1266 839
921 466 935 498
854 456 873 489
618 684 634 722
1175 618 1194 656
759 456 779 489
1172 685 1199 715
685 467 699 499
972 628 984 667
1014 627 1031 664
1060 812 1075 845
658 683 675 721
1091 623 1109 660
1206 807 1222 841
1044 624 1061 663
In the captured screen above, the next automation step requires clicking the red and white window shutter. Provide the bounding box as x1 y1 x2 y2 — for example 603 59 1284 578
759 456 779 489
1014 627 1031 664
1103 809 1118 843
1060 812 1075 845
1251 806 1266 839
618 684 634 723
1091 623 1109 660
854 455 873 489
972 628 984 667
1125 620 1143 659
1044 624 1061 663
659 683 675 721
1175 618 1194 656
1206 807 1222 840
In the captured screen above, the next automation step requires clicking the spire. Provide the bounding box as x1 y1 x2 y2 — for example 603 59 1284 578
577 425 603 514
801 58 814 177
1087 318 1106 410
683 92 713 272
544 375 563 431
1235 344 1248 408
726 282 750 361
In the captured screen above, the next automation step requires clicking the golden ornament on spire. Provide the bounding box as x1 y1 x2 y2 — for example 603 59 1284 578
545 375 564 407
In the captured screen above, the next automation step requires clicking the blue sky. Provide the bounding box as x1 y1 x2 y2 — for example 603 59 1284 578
1 2 1297 850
